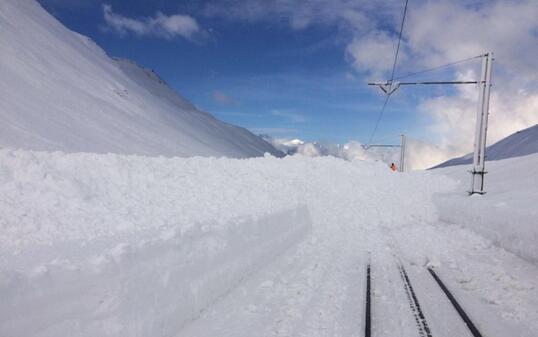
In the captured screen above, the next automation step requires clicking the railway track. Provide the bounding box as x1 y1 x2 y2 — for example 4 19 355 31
364 263 484 337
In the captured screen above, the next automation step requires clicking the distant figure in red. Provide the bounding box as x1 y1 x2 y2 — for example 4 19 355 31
390 163 397 172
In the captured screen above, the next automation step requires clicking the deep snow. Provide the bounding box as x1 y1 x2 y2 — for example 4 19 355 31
0 0 281 158
1 1 537 336
433 153 538 263
0 149 536 337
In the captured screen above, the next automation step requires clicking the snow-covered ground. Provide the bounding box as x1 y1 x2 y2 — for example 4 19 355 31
433 153 538 263
0 148 536 337
0 0 280 158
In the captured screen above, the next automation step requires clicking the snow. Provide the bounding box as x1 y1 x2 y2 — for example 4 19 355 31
1 148 537 337
1 1 537 336
0 0 281 158
433 153 538 264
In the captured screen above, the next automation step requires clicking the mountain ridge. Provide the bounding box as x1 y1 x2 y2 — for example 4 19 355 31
432 123 538 168
0 0 282 158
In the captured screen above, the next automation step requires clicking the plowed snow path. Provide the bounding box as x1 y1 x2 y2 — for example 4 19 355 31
2 152 537 337
179 219 538 337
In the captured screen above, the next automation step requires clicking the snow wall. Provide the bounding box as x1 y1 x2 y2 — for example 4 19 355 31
0 149 311 336
434 154 538 264
0 208 310 337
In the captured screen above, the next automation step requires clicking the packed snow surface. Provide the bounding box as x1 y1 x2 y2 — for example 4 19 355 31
0 149 537 337
0 0 280 158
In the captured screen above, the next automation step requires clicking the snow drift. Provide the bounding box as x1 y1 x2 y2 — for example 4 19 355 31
0 149 311 336
1 208 310 336
0 0 281 158
0 148 536 336
433 153 538 264
0 148 454 336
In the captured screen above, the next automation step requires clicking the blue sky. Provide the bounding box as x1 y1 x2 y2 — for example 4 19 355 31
38 0 538 155
36 0 437 145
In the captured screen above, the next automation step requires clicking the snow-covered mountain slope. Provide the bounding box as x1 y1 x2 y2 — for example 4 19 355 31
0 0 281 158
432 124 538 168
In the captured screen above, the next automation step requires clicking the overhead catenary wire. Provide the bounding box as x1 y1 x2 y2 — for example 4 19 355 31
367 94 390 146
393 54 484 81
367 0 409 145
389 0 409 85
367 55 485 145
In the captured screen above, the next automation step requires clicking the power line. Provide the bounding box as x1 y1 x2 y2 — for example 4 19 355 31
393 54 484 81
367 94 390 146
368 0 409 145
389 0 409 84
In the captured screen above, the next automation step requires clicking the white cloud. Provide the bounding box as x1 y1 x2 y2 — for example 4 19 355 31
346 31 407 79
404 1 538 158
103 5 201 40
203 0 538 166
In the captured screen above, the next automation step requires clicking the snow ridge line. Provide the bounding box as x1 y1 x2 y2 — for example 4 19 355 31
364 263 372 337
398 264 433 337
427 267 484 337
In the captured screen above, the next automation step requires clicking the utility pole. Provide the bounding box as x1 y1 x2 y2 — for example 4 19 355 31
362 135 406 172
368 52 493 194
399 134 406 172
470 52 493 195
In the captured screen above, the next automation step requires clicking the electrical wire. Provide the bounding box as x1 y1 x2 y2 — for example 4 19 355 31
368 0 409 145
367 94 390 146
393 54 483 81
389 0 409 84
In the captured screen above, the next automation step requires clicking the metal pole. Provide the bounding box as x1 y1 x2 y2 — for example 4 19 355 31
470 52 493 195
399 134 406 172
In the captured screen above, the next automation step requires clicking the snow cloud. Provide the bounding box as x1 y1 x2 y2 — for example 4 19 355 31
103 5 201 40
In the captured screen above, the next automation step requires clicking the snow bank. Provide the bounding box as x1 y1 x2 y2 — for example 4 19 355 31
0 149 455 336
433 153 538 263
0 149 311 336
0 208 310 337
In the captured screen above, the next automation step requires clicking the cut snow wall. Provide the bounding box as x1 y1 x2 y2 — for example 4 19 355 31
437 195 538 264
434 154 538 264
0 207 311 337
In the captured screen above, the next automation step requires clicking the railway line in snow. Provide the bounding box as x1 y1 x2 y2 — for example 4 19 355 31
365 262 484 337
177 217 507 337
3 150 537 337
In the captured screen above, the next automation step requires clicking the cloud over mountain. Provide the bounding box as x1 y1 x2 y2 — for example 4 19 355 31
103 4 201 40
